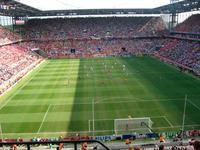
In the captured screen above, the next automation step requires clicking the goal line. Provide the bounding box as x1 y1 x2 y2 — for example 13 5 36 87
88 116 176 134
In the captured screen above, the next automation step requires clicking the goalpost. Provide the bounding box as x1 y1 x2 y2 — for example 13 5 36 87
114 117 153 135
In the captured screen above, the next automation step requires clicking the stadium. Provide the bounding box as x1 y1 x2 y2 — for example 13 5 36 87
0 0 200 149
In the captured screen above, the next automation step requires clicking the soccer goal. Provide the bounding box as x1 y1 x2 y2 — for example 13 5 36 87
114 117 153 135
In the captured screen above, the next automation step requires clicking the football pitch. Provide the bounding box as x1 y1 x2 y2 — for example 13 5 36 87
0 56 200 138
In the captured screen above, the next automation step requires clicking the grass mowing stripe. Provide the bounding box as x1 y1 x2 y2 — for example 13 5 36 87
0 57 200 138
37 105 51 133
0 61 47 110
2 124 200 136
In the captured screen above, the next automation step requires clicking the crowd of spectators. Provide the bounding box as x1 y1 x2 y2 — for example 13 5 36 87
0 16 166 95
25 39 165 58
0 42 43 95
156 140 200 150
24 17 166 40
0 15 200 94
21 15 198 77
156 39 200 76
0 26 22 45
155 14 200 76
20 16 167 59
155 140 200 150
174 14 200 34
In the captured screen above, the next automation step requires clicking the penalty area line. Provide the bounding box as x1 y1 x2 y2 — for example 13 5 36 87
37 105 51 134
188 99 200 111
2 124 200 136
164 116 174 127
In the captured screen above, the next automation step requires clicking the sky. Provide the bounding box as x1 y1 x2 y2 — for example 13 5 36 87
14 0 170 11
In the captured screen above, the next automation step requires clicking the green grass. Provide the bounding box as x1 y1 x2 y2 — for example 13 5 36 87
0 56 200 138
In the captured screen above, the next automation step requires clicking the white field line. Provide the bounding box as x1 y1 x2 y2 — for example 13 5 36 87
188 99 200 111
88 119 113 131
10 97 184 105
88 120 90 132
67 60 73 84
164 116 174 127
88 116 165 122
37 105 51 134
0 61 46 111
1 124 200 136
153 124 200 129
89 119 114 121
0 123 3 140
2 130 114 136
94 96 140 104
94 96 184 104
0 60 45 98
87 116 166 133
95 97 183 104
12 97 183 106
150 116 165 119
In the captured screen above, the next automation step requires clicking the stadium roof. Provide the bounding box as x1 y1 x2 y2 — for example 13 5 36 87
0 0 41 17
13 0 170 11
155 0 200 13
0 0 200 17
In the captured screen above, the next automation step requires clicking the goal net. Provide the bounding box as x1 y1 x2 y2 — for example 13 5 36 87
114 117 153 135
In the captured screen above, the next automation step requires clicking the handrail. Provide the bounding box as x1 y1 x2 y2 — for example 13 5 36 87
0 139 110 150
